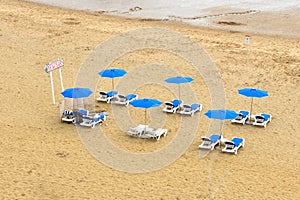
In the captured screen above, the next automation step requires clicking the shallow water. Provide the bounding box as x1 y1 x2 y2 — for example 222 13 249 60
28 0 300 18
28 0 300 37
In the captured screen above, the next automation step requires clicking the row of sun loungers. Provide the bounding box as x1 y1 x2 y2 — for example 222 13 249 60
127 124 168 141
61 109 108 128
96 90 138 106
199 134 245 155
231 110 272 128
162 99 202 116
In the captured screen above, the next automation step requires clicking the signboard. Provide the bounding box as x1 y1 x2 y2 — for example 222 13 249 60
245 35 251 45
45 58 65 104
45 58 64 73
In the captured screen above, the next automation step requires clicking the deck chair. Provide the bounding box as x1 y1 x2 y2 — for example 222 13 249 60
113 93 138 106
127 124 154 137
178 103 202 116
61 110 75 124
253 113 272 128
222 137 245 155
96 90 118 103
199 134 222 150
149 128 168 140
79 112 108 128
231 110 250 125
162 99 182 113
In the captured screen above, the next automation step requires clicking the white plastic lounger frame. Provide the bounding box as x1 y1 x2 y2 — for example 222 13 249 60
127 124 153 137
231 110 250 125
61 110 75 124
162 99 182 113
199 134 222 150
79 112 108 128
252 113 272 128
222 137 245 155
113 94 138 106
178 103 203 117
96 91 118 103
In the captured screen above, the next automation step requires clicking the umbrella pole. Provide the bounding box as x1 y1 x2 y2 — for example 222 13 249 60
144 108 147 133
112 79 114 90
219 121 222 147
249 97 253 122
178 85 180 100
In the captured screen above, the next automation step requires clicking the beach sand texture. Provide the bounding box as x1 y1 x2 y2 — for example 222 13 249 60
0 0 299 199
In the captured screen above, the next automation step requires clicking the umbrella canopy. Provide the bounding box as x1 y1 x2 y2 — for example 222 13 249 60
238 88 268 98
164 76 194 99
204 109 239 120
130 98 162 109
129 98 162 127
61 87 93 99
238 88 268 123
98 68 127 89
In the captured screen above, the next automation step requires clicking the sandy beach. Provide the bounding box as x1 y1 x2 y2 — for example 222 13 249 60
0 0 299 199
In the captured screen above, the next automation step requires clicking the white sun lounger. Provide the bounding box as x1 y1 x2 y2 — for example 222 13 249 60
96 90 118 103
147 128 168 140
231 110 250 125
178 103 203 116
112 93 138 106
127 124 153 137
162 99 182 113
222 137 245 155
61 110 75 123
79 112 108 128
252 113 272 128
199 134 222 150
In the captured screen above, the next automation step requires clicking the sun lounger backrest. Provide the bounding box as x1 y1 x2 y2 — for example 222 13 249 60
210 134 221 143
126 94 137 100
78 109 88 116
100 91 107 96
172 99 182 107
191 104 200 110
107 90 118 97
261 114 270 121
240 110 249 118
232 138 243 147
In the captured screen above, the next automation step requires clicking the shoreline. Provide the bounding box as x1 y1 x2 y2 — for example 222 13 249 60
25 0 300 38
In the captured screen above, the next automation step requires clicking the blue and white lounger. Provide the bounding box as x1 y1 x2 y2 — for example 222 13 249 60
222 137 245 155
162 99 182 113
199 134 222 150
80 112 108 128
97 90 118 103
253 113 272 128
231 110 250 125
178 103 202 116
113 93 138 106
61 110 75 124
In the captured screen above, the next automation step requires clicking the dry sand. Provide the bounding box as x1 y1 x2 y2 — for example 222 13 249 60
0 0 299 199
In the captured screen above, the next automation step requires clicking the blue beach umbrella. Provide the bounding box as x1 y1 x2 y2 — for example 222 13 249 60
205 109 239 120
98 68 127 89
130 98 162 127
164 76 194 99
238 88 268 122
205 109 239 145
61 87 93 99
61 88 93 113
